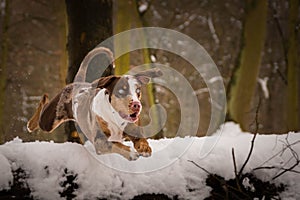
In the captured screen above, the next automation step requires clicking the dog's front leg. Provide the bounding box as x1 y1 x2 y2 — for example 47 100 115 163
111 142 139 161
131 137 152 157
93 130 139 161
124 124 152 157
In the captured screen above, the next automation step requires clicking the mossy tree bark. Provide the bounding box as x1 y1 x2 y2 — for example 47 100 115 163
113 0 131 75
287 0 300 131
228 0 268 131
0 0 10 144
65 0 113 140
113 0 161 138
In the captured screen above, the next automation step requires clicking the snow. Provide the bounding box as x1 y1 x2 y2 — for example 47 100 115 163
0 0 5 16
193 88 209 96
138 2 148 13
242 177 255 192
0 122 300 199
0 153 12 190
150 54 157 62
207 15 220 45
258 77 269 99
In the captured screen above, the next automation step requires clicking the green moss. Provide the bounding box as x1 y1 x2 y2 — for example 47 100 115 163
228 0 268 130
0 0 10 143
287 0 299 131
113 1 161 137
113 0 131 75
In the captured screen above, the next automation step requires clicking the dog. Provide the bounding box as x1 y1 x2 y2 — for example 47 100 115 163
27 47 162 161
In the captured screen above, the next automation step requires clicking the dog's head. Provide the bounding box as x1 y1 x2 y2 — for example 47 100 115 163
96 68 162 123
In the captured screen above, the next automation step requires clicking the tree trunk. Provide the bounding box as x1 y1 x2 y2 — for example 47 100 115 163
228 0 268 131
0 0 9 144
287 0 300 131
65 0 113 83
113 0 131 75
113 0 162 138
64 0 113 140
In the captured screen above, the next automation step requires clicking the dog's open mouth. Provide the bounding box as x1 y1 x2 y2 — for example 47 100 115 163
119 111 140 122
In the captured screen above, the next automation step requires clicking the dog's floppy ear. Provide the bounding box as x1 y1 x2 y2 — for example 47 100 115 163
96 75 119 89
134 68 163 84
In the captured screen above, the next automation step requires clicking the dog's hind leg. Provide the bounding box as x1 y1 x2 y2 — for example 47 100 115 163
38 86 75 133
27 94 49 132
27 85 75 133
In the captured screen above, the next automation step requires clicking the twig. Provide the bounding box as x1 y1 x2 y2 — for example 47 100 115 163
188 160 211 174
272 136 300 180
275 67 288 85
253 166 300 174
269 1 288 85
272 161 299 180
189 160 251 199
238 98 261 176
232 148 238 178
232 148 242 192
270 1 288 66
238 126 257 176
253 135 300 180
256 140 300 168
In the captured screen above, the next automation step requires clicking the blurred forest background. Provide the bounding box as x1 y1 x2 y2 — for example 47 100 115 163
0 0 299 143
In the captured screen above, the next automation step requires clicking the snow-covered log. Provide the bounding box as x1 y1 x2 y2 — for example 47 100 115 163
0 123 299 199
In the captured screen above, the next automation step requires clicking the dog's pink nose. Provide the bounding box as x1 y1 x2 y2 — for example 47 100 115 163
130 101 141 111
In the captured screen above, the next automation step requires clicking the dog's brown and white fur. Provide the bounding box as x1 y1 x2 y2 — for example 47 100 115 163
27 47 162 160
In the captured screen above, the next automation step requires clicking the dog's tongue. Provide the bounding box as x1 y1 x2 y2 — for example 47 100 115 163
118 112 127 119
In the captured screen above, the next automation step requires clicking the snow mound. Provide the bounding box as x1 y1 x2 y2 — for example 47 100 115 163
0 123 300 199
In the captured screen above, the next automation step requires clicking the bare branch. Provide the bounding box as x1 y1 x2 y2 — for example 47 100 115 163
253 166 300 174
271 135 300 180
188 160 211 174
256 139 300 168
232 148 242 192
270 0 288 66
253 134 300 180
238 98 261 176
232 148 238 178
272 160 299 180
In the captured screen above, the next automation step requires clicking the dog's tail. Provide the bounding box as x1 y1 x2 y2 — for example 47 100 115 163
27 94 49 132
75 47 115 82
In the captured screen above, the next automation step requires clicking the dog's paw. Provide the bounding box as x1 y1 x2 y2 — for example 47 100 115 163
134 139 152 157
128 149 139 161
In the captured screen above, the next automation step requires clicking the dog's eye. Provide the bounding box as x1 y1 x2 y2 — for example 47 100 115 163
136 88 141 94
118 89 125 94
